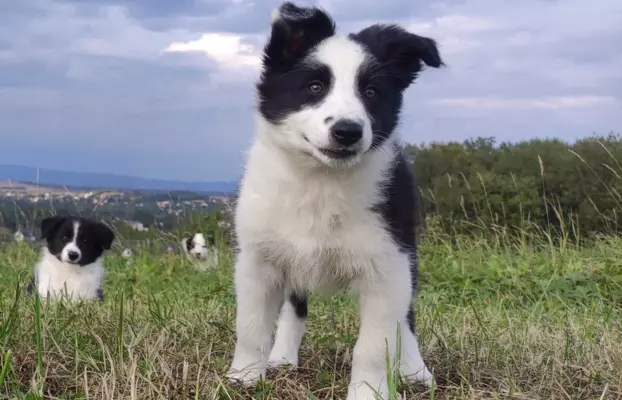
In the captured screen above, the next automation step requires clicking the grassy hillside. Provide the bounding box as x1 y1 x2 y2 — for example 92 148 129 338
0 234 621 399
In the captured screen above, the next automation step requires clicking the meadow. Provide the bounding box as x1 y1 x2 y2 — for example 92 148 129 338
0 227 621 399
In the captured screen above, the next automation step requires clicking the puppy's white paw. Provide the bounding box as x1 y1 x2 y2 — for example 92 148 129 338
267 342 299 369
267 354 298 369
226 366 264 387
400 360 434 387
346 382 386 400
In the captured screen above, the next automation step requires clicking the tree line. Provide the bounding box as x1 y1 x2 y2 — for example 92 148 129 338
3 132 621 242
404 133 622 239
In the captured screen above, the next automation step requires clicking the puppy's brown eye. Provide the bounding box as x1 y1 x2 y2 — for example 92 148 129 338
308 81 324 95
62 236 69 242
364 86 377 99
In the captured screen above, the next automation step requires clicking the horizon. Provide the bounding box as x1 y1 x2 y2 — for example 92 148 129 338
2 130 622 185
0 164 236 184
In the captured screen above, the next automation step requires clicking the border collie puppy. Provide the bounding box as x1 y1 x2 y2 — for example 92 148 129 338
27 216 114 302
226 3 442 399
181 233 219 268
122 248 134 259
122 248 134 266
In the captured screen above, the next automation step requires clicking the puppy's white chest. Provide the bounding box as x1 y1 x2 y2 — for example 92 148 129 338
239 179 393 291
36 260 102 300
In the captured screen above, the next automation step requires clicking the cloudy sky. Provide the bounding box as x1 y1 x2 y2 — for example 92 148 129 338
1 0 621 182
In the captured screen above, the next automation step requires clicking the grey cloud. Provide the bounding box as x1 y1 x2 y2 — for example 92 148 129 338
1 0 621 182
55 0 231 19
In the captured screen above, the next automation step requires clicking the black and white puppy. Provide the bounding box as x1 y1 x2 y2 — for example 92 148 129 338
181 232 219 268
227 3 442 399
27 216 115 302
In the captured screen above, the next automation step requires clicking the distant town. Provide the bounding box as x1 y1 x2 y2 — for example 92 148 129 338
0 179 234 239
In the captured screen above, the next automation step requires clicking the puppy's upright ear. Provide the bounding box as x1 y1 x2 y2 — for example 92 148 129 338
262 2 335 69
94 222 115 250
351 24 443 89
40 215 66 240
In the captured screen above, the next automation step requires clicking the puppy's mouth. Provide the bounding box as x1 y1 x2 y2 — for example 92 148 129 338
56 255 80 265
318 148 358 159
302 134 359 160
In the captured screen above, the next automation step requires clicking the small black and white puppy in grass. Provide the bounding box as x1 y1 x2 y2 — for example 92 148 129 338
27 215 115 302
227 2 443 399
181 232 220 268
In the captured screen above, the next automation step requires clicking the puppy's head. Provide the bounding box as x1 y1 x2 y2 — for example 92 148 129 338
257 2 443 168
41 216 115 266
122 248 133 259
182 233 212 260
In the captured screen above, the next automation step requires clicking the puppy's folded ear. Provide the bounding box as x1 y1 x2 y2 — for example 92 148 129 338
94 222 115 250
262 2 335 69
351 24 443 88
40 215 66 240
181 237 191 252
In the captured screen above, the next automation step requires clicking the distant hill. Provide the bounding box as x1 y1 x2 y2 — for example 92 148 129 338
0 165 237 194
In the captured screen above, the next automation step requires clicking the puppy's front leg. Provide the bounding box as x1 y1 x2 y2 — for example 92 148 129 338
227 250 283 386
347 256 413 400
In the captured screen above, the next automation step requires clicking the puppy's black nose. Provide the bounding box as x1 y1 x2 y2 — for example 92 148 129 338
330 119 363 146
68 251 79 261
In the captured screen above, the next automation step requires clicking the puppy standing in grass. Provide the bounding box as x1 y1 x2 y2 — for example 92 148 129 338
27 216 115 302
227 3 443 399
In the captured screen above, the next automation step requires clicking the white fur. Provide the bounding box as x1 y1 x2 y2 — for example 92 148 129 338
59 221 81 263
33 247 104 301
227 24 433 400
268 290 307 367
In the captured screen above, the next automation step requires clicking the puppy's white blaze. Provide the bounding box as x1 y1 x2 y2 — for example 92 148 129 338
281 37 373 157
60 221 81 263
35 247 103 300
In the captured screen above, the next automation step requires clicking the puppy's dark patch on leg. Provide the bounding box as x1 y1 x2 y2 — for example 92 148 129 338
289 292 308 319
406 305 415 333
26 277 35 295
97 288 104 303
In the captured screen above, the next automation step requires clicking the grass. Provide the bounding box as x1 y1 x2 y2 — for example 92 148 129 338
1 235 621 399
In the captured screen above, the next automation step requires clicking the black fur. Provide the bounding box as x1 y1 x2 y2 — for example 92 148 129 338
26 277 35 295
372 148 420 333
350 24 443 150
289 292 308 319
96 287 104 302
40 215 115 266
257 3 335 123
185 236 194 253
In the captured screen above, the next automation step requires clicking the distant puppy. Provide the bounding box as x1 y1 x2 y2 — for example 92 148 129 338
27 216 115 302
122 248 134 266
181 233 219 268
